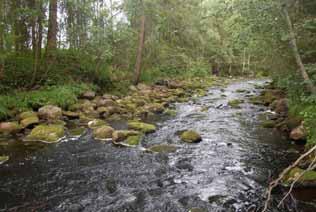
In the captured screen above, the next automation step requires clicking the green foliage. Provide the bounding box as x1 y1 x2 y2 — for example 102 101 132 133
0 84 93 120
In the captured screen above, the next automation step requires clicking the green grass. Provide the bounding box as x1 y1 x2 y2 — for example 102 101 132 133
0 84 93 120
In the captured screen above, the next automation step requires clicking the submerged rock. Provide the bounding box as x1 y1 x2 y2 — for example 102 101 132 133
261 120 276 128
149 144 177 153
25 124 65 143
128 121 156 134
38 105 62 121
180 130 202 143
0 122 21 134
228 99 244 108
93 125 114 140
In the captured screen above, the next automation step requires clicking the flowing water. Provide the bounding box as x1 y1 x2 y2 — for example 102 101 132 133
0 79 314 212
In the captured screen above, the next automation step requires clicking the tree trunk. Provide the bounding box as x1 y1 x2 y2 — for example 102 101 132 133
282 5 316 93
46 0 57 58
133 14 146 85
0 0 4 79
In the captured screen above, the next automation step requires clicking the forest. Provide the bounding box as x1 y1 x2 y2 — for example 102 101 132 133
1 0 316 211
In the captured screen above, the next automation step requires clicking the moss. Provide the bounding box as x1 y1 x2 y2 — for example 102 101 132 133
180 130 202 143
0 155 9 164
126 135 142 146
20 116 39 128
19 111 37 120
25 124 65 143
128 121 156 134
283 167 316 186
228 99 244 108
163 109 177 117
149 144 177 153
112 130 140 142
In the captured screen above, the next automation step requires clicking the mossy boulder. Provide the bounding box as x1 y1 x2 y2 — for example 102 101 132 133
149 144 177 153
144 103 165 114
19 111 37 120
112 130 140 142
88 119 108 129
93 125 114 140
21 116 40 128
25 124 65 143
126 134 142 146
38 105 62 121
0 155 9 165
164 109 177 117
128 121 156 134
283 167 316 187
290 125 307 142
0 122 21 134
180 130 202 143
228 99 244 108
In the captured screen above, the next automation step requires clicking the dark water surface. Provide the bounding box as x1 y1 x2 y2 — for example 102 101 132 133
0 80 314 212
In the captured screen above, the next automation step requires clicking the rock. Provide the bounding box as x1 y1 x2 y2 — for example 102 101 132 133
20 116 39 128
290 125 307 141
149 144 177 153
38 105 62 121
0 122 21 134
88 119 108 129
0 155 9 165
144 103 165 114
93 125 114 140
126 135 142 146
128 121 156 134
137 83 151 91
180 130 202 143
25 124 65 143
236 89 247 93
96 99 118 107
62 111 80 119
19 111 37 120
82 91 96 100
112 130 140 142
283 167 316 187
262 89 285 106
272 98 289 115
261 120 276 128
228 99 244 108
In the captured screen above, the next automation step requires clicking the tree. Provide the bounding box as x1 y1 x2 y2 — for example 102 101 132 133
46 0 57 58
133 0 146 85
282 2 316 93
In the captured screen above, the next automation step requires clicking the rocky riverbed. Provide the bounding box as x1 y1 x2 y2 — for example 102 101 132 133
0 78 315 211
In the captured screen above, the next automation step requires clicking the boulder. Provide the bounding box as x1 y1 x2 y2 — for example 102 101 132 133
93 125 114 140
88 119 108 129
272 98 289 115
25 124 65 143
128 121 156 134
290 125 307 141
112 130 140 142
62 111 80 119
19 111 37 120
126 134 142 146
82 91 96 100
38 105 62 121
21 116 40 128
0 122 21 134
180 130 202 143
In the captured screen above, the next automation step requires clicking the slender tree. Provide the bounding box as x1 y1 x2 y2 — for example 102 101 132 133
133 0 146 85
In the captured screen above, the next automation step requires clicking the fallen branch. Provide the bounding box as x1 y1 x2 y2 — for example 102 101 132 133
262 145 316 212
